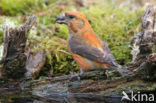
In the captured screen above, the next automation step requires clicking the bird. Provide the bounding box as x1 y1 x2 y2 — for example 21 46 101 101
55 11 132 77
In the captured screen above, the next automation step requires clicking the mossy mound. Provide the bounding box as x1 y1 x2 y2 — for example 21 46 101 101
29 36 79 77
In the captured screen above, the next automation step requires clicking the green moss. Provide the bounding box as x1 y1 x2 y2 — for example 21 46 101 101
55 24 69 39
0 0 45 15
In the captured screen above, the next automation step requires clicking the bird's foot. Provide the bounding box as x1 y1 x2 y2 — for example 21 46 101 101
70 70 84 81
70 73 81 81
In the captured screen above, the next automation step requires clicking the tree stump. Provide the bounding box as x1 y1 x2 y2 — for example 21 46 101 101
0 16 36 80
131 5 156 80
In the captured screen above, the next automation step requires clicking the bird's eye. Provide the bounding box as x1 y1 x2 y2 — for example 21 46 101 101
68 15 75 19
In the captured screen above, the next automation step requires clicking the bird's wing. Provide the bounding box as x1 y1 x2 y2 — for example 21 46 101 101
69 37 118 66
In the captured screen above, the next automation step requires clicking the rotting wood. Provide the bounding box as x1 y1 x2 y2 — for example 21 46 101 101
0 16 36 80
132 5 156 80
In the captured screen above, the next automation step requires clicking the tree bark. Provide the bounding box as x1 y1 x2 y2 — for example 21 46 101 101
139 5 156 55
0 16 36 80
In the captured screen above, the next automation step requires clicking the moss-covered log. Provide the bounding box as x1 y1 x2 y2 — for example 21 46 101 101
0 16 36 80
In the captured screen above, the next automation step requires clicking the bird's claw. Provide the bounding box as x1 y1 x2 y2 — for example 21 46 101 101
70 70 84 81
70 73 81 81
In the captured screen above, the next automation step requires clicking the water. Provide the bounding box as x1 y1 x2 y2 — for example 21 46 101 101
0 88 124 103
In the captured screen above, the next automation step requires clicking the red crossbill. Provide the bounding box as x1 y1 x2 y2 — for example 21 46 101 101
56 11 132 76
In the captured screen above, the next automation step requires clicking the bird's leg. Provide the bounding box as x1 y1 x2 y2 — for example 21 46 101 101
77 68 84 80
79 68 84 75
105 70 109 77
70 68 84 81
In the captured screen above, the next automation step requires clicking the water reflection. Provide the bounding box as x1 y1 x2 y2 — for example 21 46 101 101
0 88 124 103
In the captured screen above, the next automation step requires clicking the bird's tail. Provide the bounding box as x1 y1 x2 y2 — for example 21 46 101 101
116 65 133 77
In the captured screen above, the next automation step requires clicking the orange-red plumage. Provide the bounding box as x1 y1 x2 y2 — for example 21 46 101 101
72 53 94 70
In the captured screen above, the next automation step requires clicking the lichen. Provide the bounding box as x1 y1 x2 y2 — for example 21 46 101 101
0 44 3 60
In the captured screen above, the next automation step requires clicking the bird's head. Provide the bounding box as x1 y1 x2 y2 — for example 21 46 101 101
55 11 91 33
